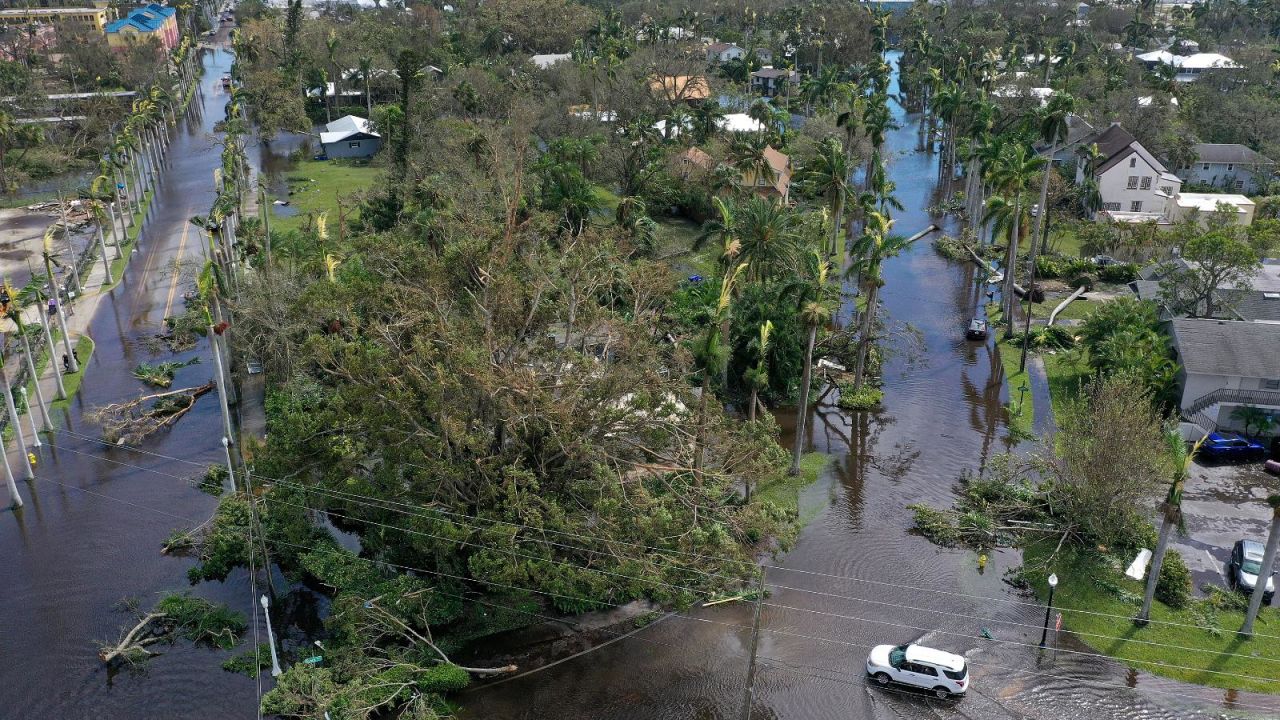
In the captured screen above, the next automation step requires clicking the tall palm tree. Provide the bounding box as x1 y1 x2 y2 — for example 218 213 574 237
693 263 747 477
1138 432 1201 625
1031 93 1075 255
41 226 77 374
787 251 836 475
1241 494 1280 637
800 137 852 260
734 196 800 284
90 170 124 259
694 197 742 274
986 145 1046 336
850 211 916 389
729 134 775 196
358 55 375 117
689 100 725 145
745 320 773 424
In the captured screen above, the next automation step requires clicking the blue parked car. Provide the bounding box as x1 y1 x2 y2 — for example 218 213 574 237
1197 433 1267 463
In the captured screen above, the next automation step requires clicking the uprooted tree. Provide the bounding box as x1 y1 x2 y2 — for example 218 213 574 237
86 381 215 445
99 593 246 665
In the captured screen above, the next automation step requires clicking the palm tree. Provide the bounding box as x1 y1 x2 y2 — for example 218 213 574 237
1138 431 1202 625
850 211 916 390
729 134 775 195
42 226 78 374
787 251 836 475
1241 495 1280 637
986 145 1046 336
734 196 800 284
358 55 375 117
693 263 748 477
694 197 742 274
90 170 124 259
800 137 852 260
745 320 773 424
1031 93 1075 255
690 101 725 145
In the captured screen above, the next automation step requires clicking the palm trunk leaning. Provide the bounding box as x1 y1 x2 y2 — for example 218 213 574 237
1240 497 1280 637
1002 197 1021 337
789 323 818 476
853 281 880 390
1137 503 1177 625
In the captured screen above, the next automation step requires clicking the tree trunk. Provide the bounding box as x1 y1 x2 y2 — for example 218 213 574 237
20 331 52 431
749 387 758 422
789 323 817 476
96 218 113 286
853 280 880 390
1240 508 1280 637
831 191 845 261
1003 197 1021 338
1137 507 1176 624
365 75 372 117
692 369 711 481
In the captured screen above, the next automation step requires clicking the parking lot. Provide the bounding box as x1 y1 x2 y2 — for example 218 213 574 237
1171 459 1279 596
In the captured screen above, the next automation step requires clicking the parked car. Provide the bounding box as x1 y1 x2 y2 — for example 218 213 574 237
1196 433 1267 463
866 643 969 699
965 318 987 341
1228 539 1275 604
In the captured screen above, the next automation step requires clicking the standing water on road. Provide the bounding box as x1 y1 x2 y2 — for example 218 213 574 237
456 52 1278 720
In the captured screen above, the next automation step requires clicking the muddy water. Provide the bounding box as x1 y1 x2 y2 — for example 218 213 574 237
458 53 1280 720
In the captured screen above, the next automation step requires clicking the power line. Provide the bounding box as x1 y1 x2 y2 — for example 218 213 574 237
48 428 1280 644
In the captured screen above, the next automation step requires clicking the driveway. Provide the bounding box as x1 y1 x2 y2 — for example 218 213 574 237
1171 459 1279 595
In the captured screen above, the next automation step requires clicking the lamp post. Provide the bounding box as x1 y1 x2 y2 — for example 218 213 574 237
261 594 283 677
1040 573 1058 648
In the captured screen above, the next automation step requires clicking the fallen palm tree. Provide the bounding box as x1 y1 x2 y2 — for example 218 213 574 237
132 358 201 388
87 381 215 445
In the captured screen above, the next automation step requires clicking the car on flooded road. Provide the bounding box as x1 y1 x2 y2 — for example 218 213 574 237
866 643 969 699
1196 433 1267 463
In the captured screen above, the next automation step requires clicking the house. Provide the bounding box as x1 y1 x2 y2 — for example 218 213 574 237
675 145 792 201
319 115 381 159
0 6 110 33
1168 192 1256 227
1177 144 1274 194
705 42 745 64
1033 114 1094 165
1075 123 1181 220
648 75 711 104
750 67 798 98
529 53 571 70
1134 258 1280 321
1168 318 1280 432
105 4 178 51
753 47 773 63
1136 49 1239 82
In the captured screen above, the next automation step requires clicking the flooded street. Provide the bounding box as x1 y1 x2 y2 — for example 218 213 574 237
0 42 261 719
458 53 1280 720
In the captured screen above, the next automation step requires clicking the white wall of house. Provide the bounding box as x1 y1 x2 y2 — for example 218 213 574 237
1086 153 1180 217
710 46 746 63
1181 372 1241 409
1179 161 1269 194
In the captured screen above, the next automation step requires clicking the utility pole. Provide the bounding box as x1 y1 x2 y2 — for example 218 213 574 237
0 340 34 480
738 567 766 720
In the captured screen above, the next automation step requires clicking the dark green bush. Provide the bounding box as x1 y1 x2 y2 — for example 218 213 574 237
1156 549 1193 609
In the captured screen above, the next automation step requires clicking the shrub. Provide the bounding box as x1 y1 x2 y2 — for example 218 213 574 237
837 383 883 410
1098 262 1140 283
1010 326 1075 351
1156 548 1193 610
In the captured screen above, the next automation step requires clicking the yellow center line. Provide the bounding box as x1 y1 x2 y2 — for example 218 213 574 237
162 212 192 319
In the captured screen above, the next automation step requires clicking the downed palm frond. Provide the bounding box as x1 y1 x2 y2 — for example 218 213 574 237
87 381 216 445
133 358 201 388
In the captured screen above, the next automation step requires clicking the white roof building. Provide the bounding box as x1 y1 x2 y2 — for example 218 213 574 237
319 115 378 145
1171 192 1256 226
530 53 572 70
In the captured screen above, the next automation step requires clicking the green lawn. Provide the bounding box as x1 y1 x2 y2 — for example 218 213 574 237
50 336 95 413
755 452 829 522
270 160 381 234
1024 540 1280 694
655 217 718 277
996 340 1033 438
1030 296 1097 324
1041 347 1091 421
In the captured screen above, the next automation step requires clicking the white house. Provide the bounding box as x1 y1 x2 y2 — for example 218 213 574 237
1169 318 1280 433
1177 144 1275 194
1169 192 1256 227
529 53 571 70
705 42 745 64
1136 49 1239 82
1075 123 1181 220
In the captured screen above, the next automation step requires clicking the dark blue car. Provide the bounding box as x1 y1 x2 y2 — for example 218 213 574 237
1197 433 1267 463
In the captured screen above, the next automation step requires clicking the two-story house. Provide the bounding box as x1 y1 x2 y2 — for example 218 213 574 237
1169 318 1280 434
1075 123 1181 221
750 67 798 98
1177 144 1274 194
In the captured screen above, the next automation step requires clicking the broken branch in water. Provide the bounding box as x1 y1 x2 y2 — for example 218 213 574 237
132 358 201 388
87 381 215 445
99 594 246 666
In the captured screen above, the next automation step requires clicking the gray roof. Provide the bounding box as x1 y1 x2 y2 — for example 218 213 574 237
1170 318 1280 379
1232 290 1280 322
1193 143 1273 166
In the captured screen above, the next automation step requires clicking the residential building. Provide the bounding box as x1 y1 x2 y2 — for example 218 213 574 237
1177 143 1274 194
750 66 798 98
529 53 571 70
318 115 381 159
1075 123 1181 221
0 5 109 32
1135 49 1239 82
705 42 745 64
753 47 773 63
675 145 792 201
105 3 178 51
648 75 711 104
1168 318 1280 433
1033 114 1094 165
1133 259 1280 321
1169 192 1256 227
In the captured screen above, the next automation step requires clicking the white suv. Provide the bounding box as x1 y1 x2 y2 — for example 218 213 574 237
866 643 969 699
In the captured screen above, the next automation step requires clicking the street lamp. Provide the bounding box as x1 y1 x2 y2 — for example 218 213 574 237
261 594 283 677
1040 573 1059 648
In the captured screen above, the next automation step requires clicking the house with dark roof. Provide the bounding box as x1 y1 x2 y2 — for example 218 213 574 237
1176 143 1274 194
105 4 178 51
750 66 798 98
1075 123 1181 221
1033 114 1094 165
1132 258 1280 321
1169 318 1280 432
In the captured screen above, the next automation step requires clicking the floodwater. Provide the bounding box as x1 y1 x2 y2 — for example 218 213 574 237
0 43 1277 720
457 53 1280 720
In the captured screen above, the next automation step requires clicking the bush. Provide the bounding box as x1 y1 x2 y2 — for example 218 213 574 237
1010 326 1076 352
1156 549 1193 610
837 383 883 410
1098 262 1140 283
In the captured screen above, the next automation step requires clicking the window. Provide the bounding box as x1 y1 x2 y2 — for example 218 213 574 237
1127 176 1139 189
1140 176 1152 190
1227 164 1234 171
1235 179 1245 190
348 141 361 148
1103 202 1122 211
1160 185 1173 196
1203 164 1211 171
917 665 938 677
1129 157 1137 168
1264 379 1280 390
1131 201 1143 212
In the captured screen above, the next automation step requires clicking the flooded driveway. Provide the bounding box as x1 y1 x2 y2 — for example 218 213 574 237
458 53 1280 720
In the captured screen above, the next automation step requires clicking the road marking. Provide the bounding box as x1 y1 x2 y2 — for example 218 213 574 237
162 214 192 319
1207 549 1228 583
